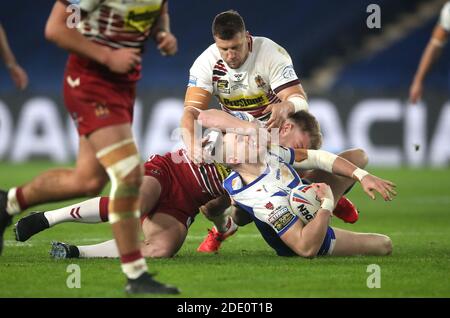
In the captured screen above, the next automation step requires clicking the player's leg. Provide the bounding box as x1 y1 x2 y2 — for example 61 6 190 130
90 123 178 294
140 213 188 258
50 174 166 259
331 227 392 256
4 137 108 213
302 148 368 223
0 138 108 255
14 196 109 242
197 195 238 253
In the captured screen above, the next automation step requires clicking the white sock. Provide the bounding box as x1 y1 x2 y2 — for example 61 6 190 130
122 258 148 280
6 188 22 215
78 239 120 258
44 197 103 227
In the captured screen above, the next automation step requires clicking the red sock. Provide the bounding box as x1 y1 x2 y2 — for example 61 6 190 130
99 197 109 222
120 250 143 264
16 187 29 210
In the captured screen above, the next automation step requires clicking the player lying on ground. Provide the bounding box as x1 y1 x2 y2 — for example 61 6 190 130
15 111 364 258
185 108 365 253
216 126 396 257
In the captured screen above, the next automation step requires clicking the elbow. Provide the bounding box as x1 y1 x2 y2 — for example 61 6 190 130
197 110 215 128
45 22 58 43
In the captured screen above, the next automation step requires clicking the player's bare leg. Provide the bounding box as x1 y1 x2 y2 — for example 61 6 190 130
141 213 187 258
90 123 178 294
302 148 368 223
0 138 108 255
331 227 392 256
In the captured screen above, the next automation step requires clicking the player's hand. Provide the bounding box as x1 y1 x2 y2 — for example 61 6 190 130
409 80 423 104
9 63 28 90
312 183 334 203
156 31 178 56
104 47 142 74
263 101 295 130
360 174 397 201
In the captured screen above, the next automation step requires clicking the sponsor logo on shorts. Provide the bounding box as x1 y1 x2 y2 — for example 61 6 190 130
94 103 110 118
268 206 294 232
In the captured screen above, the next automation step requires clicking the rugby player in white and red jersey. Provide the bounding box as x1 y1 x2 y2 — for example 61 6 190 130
410 1 450 103
180 10 364 253
0 0 178 294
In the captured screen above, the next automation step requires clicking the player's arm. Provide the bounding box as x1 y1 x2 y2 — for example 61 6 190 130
0 23 28 90
280 183 333 258
410 24 449 104
45 1 141 74
292 149 396 201
152 1 177 56
180 87 212 162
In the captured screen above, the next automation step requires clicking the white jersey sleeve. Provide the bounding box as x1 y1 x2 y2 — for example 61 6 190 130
260 38 300 93
439 1 450 32
188 44 216 93
268 145 295 165
77 0 102 12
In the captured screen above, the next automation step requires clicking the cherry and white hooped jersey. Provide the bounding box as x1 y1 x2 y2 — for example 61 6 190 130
223 146 302 236
63 0 166 49
439 2 450 31
188 36 301 121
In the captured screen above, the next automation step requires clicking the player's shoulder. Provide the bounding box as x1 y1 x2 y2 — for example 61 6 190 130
253 36 291 59
191 43 220 69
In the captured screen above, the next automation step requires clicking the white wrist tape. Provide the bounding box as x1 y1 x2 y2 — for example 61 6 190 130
288 96 309 112
293 149 337 173
320 198 334 213
353 168 369 182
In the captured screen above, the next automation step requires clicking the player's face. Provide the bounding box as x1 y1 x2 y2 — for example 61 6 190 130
279 123 312 149
214 32 250 69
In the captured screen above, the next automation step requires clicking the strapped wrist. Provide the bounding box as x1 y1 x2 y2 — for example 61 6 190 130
320 198 334 214
353 168 369 182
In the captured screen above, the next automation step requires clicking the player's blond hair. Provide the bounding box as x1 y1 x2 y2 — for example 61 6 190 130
287 111 323 150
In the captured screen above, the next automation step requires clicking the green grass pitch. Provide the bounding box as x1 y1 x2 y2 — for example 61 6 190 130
0 162 449 298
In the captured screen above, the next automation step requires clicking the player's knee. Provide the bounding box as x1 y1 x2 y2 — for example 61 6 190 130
82 175 108 196
340 148 368 168
380 235 393 255
141 244 175 258
122 167 143 189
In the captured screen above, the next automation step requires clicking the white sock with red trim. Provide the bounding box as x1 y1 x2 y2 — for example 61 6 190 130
44 197 107 227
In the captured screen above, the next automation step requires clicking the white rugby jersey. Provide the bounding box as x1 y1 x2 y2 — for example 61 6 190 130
188 36 301 121
63 0 166 49
440 2 450 31
223 145 302 236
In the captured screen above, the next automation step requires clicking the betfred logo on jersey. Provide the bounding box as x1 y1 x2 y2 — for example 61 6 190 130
268 206 294 232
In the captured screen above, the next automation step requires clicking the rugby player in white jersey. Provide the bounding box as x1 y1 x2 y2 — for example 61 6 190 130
214 112 396 258
180 10 365 253
410 1 450 103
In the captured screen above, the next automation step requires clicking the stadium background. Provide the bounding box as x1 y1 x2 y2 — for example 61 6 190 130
1 0 450 166
0 0 449 299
